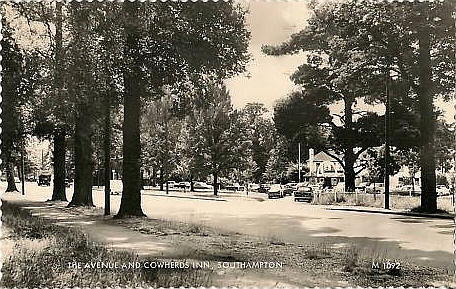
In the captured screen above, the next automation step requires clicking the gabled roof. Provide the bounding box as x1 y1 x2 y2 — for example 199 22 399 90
312 151 339 162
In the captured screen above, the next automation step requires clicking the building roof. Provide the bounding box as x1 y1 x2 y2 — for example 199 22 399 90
312 151 340 162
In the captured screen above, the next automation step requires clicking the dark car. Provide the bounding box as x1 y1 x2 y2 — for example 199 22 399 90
38 174 51 186
294 185 313 202
259 184 270 194
282 183 297 196
268 184 283 199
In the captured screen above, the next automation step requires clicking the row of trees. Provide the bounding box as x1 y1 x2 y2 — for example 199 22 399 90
1 2 253 217
2 1 454 214
264 0 455 212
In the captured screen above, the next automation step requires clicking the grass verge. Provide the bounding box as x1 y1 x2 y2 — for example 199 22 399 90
1 201 213 288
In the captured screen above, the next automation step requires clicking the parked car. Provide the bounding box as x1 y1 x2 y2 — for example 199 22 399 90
258 183 270 194
282 183 297 196
248 183 260 192
395 184 421 196
294 184 313 202
166 181 176 188
193 181 213 190
225 183 244 192
176 181 191 189
268 184 283 199
38 174 51 186
436 185 450 196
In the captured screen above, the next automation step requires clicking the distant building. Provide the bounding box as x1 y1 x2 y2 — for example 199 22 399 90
305 148 452 191
304 149 344 188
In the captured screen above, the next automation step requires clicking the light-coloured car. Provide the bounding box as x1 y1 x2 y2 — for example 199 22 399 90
177 182 190 189
294 184 313 202
193 181 213 190
248 183 260 192
396 184 421 196
268 184 283 199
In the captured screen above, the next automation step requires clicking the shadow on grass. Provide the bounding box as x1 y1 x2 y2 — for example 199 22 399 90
1 201 214 288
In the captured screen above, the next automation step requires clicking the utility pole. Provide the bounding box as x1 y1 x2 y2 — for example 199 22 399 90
298 142 301 183
20 146 25 195
384 71 391 210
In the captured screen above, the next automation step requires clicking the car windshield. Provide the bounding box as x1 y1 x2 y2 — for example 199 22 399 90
270 184 281 190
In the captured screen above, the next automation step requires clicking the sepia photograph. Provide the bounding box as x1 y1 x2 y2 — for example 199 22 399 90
1 0 455 287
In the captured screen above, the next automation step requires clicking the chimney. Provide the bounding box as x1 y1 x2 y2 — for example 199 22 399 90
309 148 315 175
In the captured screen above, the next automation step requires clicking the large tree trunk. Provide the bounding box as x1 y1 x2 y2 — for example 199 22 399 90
51 130 67 201
190 175 194 192
213 172 218 196
344 97 356 192
344 150 356 192
5 160 18 192
418 20 437 213
51 2 66 202
116 1 145 217
69 112 94 207
103 92 111 216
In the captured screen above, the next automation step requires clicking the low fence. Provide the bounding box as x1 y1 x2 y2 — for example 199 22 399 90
311 190 455 212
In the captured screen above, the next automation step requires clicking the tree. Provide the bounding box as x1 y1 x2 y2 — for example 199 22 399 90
273 90 383 192
1 21 25 192
117 1 250 216
188 81 250 195
6 2 73 201
263 1 389 192
240 103 276 183
264 136 290 183
337 1 455 212
141 94 183 193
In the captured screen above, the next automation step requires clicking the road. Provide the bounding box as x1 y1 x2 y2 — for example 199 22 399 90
2 182 454 270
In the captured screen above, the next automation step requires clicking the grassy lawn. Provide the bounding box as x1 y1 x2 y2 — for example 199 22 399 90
1 201 213 288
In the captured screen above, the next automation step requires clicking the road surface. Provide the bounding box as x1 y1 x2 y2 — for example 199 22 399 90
2 182 454 270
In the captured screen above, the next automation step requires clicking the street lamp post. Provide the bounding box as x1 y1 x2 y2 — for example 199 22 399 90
384 69 399 210
298 142 301 183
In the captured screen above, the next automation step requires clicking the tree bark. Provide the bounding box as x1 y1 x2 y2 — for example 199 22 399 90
69 111 94 207
417 19 437 213
344 97 356 192
190 175 194 192
213 172 218 196
5 160 18 192
116 1 145 217
51 130 67 201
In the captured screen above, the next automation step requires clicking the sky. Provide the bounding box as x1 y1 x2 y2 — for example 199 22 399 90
226 1 455 123
226 1 310 113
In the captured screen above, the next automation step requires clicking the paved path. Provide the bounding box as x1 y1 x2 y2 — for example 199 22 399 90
2 182 454 270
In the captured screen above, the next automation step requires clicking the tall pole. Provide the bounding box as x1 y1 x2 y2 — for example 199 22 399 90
21 146 25 195
103 89 111 215
298 142 301 183
384 71 391 210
